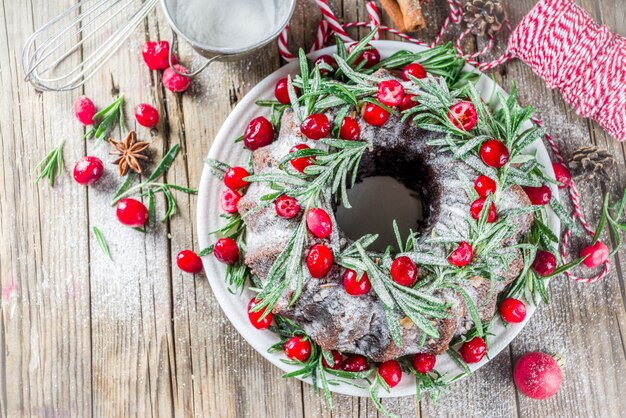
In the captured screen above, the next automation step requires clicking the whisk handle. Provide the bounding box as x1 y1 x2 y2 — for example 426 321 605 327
169 32 222 77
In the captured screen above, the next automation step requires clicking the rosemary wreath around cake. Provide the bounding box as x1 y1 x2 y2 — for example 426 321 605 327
203 29 579 415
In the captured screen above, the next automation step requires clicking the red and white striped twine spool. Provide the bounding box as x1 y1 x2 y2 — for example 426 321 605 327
274 0 616 282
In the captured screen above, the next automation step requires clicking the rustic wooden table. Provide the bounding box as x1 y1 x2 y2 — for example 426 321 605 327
1 0 625 417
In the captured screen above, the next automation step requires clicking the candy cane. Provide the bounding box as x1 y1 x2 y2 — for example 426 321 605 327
366 1 381 40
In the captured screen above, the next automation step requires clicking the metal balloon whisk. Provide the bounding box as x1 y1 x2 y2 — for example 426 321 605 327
22 0 159 92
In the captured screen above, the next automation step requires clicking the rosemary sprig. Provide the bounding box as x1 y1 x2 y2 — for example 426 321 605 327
85 95 125 146
35 139 65 187
92 226 111 260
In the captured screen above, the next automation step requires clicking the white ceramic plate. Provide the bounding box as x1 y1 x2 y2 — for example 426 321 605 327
197 41 561 398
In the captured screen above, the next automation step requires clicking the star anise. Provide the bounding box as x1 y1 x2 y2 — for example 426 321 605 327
108 130 150 176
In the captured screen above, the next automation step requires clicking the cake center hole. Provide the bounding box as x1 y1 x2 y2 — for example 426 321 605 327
335 176 424 252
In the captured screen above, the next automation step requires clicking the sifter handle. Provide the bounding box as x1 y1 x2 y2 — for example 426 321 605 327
168 31 223 77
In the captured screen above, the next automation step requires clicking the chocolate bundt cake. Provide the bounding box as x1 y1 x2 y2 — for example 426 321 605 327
238 85 533 361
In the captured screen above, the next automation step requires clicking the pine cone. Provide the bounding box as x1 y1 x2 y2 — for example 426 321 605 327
462 0 507 36
568 146 616 181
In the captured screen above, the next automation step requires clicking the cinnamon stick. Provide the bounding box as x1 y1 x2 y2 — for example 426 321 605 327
397 0 425 32
379 0 407 33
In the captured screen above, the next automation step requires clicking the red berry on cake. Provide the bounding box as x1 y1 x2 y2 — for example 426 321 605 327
552 162 572 189
447 101 477 131
480 139 510 168
349 43 380 68
378 360 402 388
116 198 149 227
460 336 487 363
142 40 176 70
247 298 273 330
275 195 301 219
223 166 250 190
532 250 557 276
363 103 390 126
306 244 333 278
284 336 312 362
322 350 343 369
399 94 418 111
176 250 203 274
314 54 337 76
474 175 496 197
413 353 436 374
134 103 159 128
74 96 96 125
274 77 298 104
402 62 427 81
300 113 331 140
289 144 315 173
523 185 552 205
514 352 563 399
343 269 371 296
73 156 103 185
448 241 473 267
470 197 496 222
377 79 405 107
339 117 361 141
220 189 241 213
390 256 418 287
163 65 190 92
580 241 609 268
342 354 369 372
306 208 332 238
244 116 274 150
499 298 527 323
213 238 239 265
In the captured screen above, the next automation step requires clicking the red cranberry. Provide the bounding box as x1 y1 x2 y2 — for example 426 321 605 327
220 189 241 213
402 62 427 81
378 360 402 388
275 195 300 219
289 144 315 173
134 103 159 128
499 298 527 323
399 94 418 112
314 54 337 76
247 298 273 330
142 40 176 70
300 114 331 140
306 208 332 238
244 116 274 150
514 352 563 400
447 101 477 131
532 250 556 276
213 237 239 264
460 337 487 363
552 162 572 189
322 350 343 369
176 249 203 274
74 96 96 125
413 353 436 374
377 79 405 107
390 256 418 287
274 77 298 105
580 241 609 268
343 269 371 295
223 166 250 190
363 103 389 126
306 244 333 278
523 185 552 205
342 354 369 372
116 198 149 227
480 139 510 168
339 117 361 141
162 65 190 92
474 175 496 197
349 43 380 68
470 197 497 222
284 336 312 362
73 156 103 185
448 241 473 267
